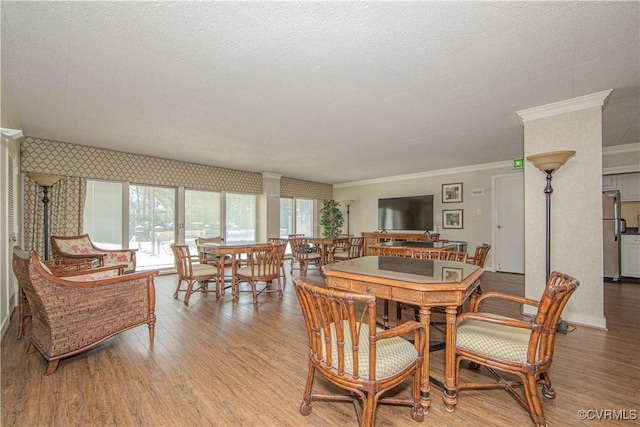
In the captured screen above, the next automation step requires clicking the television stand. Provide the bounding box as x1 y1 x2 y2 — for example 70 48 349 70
362 231 440 255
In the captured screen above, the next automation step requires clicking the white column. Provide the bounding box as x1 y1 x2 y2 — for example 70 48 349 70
516 90 611 329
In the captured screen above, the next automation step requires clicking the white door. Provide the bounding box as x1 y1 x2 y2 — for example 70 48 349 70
493 173 525 273
1 136 20 337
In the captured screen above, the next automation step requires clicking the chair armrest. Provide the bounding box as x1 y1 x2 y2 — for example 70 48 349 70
456 312 533 330
54 253 106 262
375 320 426 353
469 291 540 313
51 269 158 288
56 264 127 280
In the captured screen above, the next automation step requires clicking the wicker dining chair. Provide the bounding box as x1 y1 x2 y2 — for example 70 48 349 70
268 237 289 284
466 243 491 294
171 244 222 306
332 236 364 261
292 277 426 427
12 246 157 375
409 249 468 262
235 243 286 303
453 271 579 427
289 237 322 276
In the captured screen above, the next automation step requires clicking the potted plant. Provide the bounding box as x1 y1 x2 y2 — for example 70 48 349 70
319 200 344 238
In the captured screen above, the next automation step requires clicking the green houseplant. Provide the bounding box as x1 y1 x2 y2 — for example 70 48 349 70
319 200 344 238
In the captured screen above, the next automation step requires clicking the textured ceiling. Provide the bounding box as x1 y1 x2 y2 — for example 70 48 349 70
1 1 638 184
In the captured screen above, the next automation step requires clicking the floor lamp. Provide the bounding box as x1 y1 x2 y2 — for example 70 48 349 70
526 150 575 281
342 200 354 235
27 173 63 260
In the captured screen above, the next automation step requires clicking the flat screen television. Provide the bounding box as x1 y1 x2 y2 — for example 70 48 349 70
378 195 434 232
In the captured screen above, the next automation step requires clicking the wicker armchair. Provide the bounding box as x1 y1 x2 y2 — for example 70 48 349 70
466 243 491 294
15 258 126 340
267 237 289 284
332 236 364 261
172 244 222 306
12 247 158 375
236 243 286 303
292 277 426 426
453 271 579 426
51 234 137 273
289 237 322 276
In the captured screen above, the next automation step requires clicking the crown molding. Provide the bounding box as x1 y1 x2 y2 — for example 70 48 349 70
602 143 640 155
516 90 613 124
262 172 283 179
333 160 515 188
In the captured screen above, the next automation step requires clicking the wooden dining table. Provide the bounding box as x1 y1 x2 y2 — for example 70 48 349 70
304 236 350 264
322 256 483 413
196 242 266 300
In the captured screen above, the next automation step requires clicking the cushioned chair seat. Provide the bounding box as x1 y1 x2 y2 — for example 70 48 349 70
322 320 419 380
456 315 531 364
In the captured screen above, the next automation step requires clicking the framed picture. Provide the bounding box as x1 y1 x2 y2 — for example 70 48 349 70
443 209 463 229
442 182 463 203
442 267 463 283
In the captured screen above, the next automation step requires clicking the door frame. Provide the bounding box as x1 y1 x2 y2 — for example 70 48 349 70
492 172 525 274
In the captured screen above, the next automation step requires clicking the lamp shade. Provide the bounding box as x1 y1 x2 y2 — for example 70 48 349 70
27 173 63 187
343 199 355 207
526 150 575 173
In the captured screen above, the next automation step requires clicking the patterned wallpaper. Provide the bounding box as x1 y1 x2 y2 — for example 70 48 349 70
20 137 333 198
281 177 332 200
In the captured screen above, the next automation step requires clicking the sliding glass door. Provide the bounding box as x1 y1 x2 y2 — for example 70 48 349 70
129 184 176 269
296 199 314 237
185 189 221 252
225 192 256 244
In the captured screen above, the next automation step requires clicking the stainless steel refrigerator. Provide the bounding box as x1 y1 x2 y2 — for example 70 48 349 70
603 191 622 280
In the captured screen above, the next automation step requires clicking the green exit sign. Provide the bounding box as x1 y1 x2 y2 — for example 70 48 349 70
513 158 524 169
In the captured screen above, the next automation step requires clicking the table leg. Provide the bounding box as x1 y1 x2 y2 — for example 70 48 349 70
231 253 240 301
443 305 458 411
419 306 432 413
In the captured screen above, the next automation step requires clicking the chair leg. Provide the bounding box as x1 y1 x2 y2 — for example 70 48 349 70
251 279 258 304
383 300 389 329
539 372 556 399
148 320 155 343
44 359 60 376
523 373 547 427
300 360 316 416
360 393 379 427
183 280 196 306
173 279 182 299
411 369 424 421
17 290 27 339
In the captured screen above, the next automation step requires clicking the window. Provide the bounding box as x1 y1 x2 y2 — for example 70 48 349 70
296 199 314 237
185 189 221 252
279 198 293 238
84 180 123 249
129 184 176 269
225 193 256 244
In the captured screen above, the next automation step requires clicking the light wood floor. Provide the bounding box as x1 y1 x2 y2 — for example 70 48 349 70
2 267 639 427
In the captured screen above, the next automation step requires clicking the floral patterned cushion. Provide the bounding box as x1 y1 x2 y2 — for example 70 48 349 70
64 269 122 281
54 236 135 272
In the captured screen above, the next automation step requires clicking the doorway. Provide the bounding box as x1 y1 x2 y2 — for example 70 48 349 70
493 173 525 274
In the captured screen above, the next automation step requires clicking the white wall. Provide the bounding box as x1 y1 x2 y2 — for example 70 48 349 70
334 161 517 271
